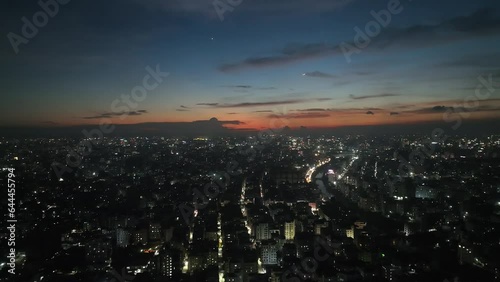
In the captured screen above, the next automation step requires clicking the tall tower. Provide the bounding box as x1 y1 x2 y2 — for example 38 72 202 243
256 222 271 241
155 247 181 279
284 220 295 241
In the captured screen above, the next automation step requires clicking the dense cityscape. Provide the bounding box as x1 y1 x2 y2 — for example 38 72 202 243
3 0 500 281
1 133 500 281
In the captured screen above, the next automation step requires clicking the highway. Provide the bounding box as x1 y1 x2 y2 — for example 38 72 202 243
307 155 358 201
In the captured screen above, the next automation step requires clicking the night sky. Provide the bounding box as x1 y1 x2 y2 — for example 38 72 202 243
1 0 500 134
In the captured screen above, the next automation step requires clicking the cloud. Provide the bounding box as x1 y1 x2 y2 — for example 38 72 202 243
268 112 331 119
219 42 341 72
382 99 500 116
227 112 239 115
254 110 274 113
357 8 500 51
83 110 149 119
191 117 245 126
197 98 332 108
222 85 277 90
302 71 336 78
404 105 466 114
217 100 308 108
177 105 190 111
295 108 327 112
438 53 500 69
219 120 245 125
353 71 374 76
445 8 500 33
431 106 455 112
350 93 400 100
403 104 500 114
335 107 382 111
197 103 219 106
40 121 59 125
218 9 500 71
228 85 252 89
387 103 415 110
266 106 390 119
390 112 400 116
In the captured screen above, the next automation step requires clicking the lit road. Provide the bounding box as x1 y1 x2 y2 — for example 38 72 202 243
307 155 358 200
336 156 358 180
305 158 330 183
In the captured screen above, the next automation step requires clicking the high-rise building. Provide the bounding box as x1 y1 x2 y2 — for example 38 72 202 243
403 223 413 236
314 220 328 235
132 228 148 245
382 264 402 281
256 222 271 241
346 226 355 239
284 220 295 240
282 243 297 259
85 239 112 267
116 228 129 248
261 240 278 265
415 186 437 199
155 247 181 279
149 223 162 241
